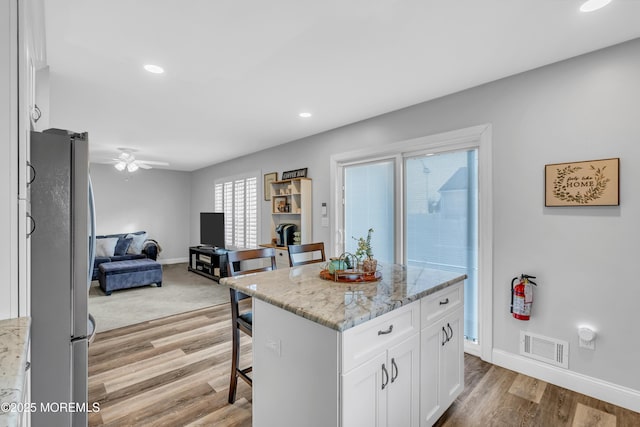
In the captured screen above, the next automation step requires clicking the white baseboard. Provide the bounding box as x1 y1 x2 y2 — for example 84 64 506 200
492 349 640 413
158 257 189 265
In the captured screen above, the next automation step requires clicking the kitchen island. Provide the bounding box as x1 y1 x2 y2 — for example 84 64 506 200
0 317 31 427
221 263 466 427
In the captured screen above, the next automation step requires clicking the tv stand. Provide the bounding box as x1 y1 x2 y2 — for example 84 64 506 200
200 245 222 250
188 246 229 282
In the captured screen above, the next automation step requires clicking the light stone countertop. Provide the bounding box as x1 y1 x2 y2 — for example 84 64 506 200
220 263 466 331
0 317 31 427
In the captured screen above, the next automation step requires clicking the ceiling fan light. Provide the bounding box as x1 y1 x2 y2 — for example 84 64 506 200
114 161 126 171
127 162 139 172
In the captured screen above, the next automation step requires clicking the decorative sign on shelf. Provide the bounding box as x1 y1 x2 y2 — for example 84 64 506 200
545 158 619 206
281 168 308 180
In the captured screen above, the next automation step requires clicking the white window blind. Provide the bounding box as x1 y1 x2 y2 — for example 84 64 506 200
214 174 258 249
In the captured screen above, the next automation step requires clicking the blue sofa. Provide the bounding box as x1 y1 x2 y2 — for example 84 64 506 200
92 231 159 281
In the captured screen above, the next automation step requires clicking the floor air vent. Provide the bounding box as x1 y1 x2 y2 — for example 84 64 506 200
520 331 568 369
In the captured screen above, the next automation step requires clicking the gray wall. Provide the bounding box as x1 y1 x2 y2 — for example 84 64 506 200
191 38 640 392
90 163 191 262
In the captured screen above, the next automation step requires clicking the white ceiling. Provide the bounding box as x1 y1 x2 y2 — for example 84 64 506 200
44 0 640 171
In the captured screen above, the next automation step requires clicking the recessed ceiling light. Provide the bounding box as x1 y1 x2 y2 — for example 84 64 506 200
299 112 312 118
144 64 164 74
580 0 612 12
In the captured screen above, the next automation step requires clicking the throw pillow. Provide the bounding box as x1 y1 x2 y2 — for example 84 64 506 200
126 232 147 254
96 237 118 257
114 237 133 256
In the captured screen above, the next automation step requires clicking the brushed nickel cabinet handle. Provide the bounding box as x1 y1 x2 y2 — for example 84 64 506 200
391 358 398 383
378 325 393 335
27 162 36 185
27 215 36 237
381 363 389 390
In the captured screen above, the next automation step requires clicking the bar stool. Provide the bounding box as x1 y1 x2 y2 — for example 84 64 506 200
226 247 277 404
287 242 326 267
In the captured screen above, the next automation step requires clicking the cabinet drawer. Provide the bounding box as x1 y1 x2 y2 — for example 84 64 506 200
342 301 420 374
421 282 463 327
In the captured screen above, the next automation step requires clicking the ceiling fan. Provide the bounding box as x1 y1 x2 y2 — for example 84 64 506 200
112 148 169 172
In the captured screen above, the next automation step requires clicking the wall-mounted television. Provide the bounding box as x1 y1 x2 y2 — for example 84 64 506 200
200 212 225 249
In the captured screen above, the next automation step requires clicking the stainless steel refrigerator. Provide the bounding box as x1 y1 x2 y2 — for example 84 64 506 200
30 129 96 427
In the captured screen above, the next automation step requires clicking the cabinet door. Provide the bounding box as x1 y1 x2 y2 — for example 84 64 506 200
275 248 289 269
387 333 420 427
342 351 388 427
420 320 445 426
440 308 464 409
420 309 464 427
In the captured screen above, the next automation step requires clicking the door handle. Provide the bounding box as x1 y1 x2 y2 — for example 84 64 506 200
381 363 389 390
447 323 454 342
391 358 398 383
442 326 448 346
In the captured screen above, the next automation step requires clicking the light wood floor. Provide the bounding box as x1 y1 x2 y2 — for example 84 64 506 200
89 304 640 426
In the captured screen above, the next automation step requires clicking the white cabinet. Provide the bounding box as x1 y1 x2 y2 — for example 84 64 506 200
1 0 47 320
274 248 289 269
342 302 421 427
387 334 421 427
342 350 387 427
0 0 17 320
420 282 465 427
342 335 420 427
249 283 464 427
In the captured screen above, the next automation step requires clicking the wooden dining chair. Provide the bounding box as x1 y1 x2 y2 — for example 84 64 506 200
225 247 277 404
287 242 326 267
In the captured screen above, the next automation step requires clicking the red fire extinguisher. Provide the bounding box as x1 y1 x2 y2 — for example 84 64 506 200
511 274 537 320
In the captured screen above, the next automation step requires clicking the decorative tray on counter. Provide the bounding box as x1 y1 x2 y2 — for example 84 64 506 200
319 269 382 283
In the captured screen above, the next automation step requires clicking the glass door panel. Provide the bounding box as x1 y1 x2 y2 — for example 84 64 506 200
344 160 395 264
405 149 478 342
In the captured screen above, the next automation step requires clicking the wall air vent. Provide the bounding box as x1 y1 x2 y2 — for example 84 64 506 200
520 331 568 369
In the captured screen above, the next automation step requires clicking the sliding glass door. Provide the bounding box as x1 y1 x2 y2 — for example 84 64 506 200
335 125 491 356
340 148 479 344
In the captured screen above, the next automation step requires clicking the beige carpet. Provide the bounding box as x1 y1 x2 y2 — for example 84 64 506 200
89 262 230 332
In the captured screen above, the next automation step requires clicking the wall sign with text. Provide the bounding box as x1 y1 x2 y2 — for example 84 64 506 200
281 168 308 180
545 158 619 206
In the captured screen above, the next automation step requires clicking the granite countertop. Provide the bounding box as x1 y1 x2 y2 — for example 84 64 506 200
220 263 466 331
0 317 31 427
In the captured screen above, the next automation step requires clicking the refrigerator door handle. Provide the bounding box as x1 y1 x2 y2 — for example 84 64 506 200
88 175 96 286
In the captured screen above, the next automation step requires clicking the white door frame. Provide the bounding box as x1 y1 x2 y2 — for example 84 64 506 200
330 124 493 362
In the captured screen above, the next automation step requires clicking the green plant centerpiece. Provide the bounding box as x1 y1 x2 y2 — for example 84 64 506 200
353 228 377 274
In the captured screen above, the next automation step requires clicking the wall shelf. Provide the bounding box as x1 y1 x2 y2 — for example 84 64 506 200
269 178 311 245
